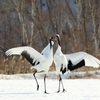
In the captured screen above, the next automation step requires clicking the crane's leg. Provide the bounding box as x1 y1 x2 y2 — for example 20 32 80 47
33 73 39 91
57 74 61 93
57 74 66 93
44 74 49 94
60 75 67 93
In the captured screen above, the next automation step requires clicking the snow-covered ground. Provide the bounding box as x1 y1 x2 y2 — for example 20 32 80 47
0 70 100 80
0 71 100 100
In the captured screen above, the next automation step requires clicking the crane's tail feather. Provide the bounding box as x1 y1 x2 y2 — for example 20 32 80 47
85 53 100 68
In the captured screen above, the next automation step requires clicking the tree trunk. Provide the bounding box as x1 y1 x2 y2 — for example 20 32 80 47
88 0 99 54
76 0 82 30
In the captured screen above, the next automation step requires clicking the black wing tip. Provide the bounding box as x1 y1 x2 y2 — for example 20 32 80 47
68 59 85 71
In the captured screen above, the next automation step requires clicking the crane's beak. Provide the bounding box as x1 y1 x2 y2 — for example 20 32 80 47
54 33 60 42
54 30 60 41
50 36 53 40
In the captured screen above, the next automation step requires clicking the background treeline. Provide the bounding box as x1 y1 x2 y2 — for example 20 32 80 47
0 0 100 74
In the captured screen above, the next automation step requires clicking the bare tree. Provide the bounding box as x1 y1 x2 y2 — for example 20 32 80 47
0 0 100 74
88 0 99 54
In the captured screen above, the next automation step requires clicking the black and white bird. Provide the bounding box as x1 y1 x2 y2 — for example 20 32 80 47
54 32 68 93
54 31 100 93
5 37 54 94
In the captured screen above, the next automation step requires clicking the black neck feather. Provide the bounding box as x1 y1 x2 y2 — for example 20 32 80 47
49 37 53 49
56 35 61 46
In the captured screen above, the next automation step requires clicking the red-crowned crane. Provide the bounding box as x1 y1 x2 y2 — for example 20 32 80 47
5 37 54 94
54 32 100 93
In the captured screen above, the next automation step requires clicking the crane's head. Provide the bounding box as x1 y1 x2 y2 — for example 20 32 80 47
55 31 60 38
49 37 54 49
55 31 61 46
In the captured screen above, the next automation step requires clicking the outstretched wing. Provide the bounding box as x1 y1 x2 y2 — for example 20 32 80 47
65 52 100 68
5 46 44 66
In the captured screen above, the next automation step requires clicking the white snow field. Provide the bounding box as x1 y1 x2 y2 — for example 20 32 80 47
0 72 100 100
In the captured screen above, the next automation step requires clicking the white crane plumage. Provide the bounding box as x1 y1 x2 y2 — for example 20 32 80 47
66 52 100 71
5 37 54 94
54 32 100 93
54 32 68 93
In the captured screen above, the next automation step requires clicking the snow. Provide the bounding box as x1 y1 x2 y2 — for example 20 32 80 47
0 72 100 100
1 70 100 80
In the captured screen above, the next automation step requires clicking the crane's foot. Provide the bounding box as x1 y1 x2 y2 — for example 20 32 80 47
56 90 60 93
62 89 67 93
44 91 50 94
37 84 39 91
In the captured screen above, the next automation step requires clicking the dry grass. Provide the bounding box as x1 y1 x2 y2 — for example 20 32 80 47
0 56 56 74
72 66 100 72
0 56 100 75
